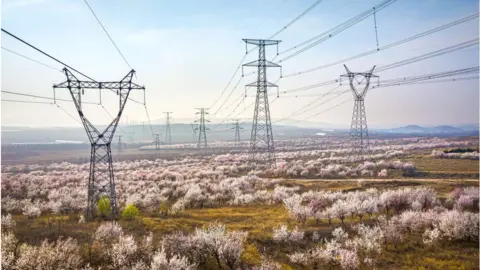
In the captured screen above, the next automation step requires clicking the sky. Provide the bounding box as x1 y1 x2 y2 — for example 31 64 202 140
1 0 479 129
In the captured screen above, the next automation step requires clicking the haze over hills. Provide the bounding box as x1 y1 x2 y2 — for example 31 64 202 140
1 122 477 145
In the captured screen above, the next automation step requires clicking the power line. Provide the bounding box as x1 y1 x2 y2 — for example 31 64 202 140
1 47 62 72
82 0 133 71
282 37 478 95
100 105 129 138
2 28 145 105
267 0 325 39
55 102 82 124
2 99 52 105
375 38 478 72
1 28 96 81
273 85 342 123
210 54 249 110
277 0 397 62
144 105 155 140
209 0 323 111
298 67 479 122
1 90 98 105
282 13 479 78
213 73 248 115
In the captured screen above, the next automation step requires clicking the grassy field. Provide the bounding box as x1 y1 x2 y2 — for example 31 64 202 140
10 178 479 269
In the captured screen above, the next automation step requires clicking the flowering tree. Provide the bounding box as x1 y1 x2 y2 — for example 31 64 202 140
15 237 82 269
272 225 304 244
422 228 442 246
283 195 311 224
1 232 17 270
110 234 138 269
150 248 195 270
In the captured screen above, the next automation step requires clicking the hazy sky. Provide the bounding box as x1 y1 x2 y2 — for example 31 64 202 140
1 0 479 128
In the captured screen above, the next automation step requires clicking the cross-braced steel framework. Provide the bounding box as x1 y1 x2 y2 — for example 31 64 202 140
116 135 123 153
190 123 197 144
340 64 378 159
194 108 209 148
53 68 145 219
154 133 161 150
163 112 172 144
232 120 243 146
242 39 282 165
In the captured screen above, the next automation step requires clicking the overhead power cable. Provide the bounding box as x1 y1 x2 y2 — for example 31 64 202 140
1 90 98 105
83 0 155 140
83 0 133 71
283 37 478 95
1 29 96 81
273 85 342 123
1 28 145 105
1 47 63 72
297 66 479 121
56 103 82 124
213 73 248 115
282 13 479 78
1 98 87 126
267 0 325 39
277 0 397 62
210 0 323 112
375 39 478 72
2 99 52 105
301 75 478 122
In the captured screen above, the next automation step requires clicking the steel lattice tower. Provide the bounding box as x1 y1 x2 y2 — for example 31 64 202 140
154 133 161 150
232 120 243 146
128 132 135 142
163 112 172 144
116 135 123 153
53 68 145 220
242 39 282 165
340 64 378 159
194 108 209 148
190 123 197 144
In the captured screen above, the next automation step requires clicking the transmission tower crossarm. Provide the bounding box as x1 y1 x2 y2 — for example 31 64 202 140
243 39 281 46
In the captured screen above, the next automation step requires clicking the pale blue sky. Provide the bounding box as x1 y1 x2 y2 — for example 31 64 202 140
1 0 479 128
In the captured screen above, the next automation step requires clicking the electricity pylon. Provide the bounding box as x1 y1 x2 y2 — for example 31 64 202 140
154 133 161 150
53 68 145 220
128 132 134 142
340 64 379 159
190 123 197 144
163 112 172 144
232 120 243 146
116 135 123 153
242 39 282 165
194 108 209 148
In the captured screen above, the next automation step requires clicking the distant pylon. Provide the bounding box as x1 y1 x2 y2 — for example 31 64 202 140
154 133 161 150
163 112 172 144
116 135 123 153
242 39 282 165
190 123 197 144
232 120 243 146
194 108 209 148
340 64 379 159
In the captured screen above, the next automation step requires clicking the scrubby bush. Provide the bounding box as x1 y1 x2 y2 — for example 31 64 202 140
122 204 139 219
97 196 112 217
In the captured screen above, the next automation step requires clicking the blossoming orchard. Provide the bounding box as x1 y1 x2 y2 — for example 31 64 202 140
1 135 478 269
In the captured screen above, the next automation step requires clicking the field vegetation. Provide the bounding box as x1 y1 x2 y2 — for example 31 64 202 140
1 136 479 269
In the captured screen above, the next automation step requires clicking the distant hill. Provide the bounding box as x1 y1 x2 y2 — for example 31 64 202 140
378 124 477 135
